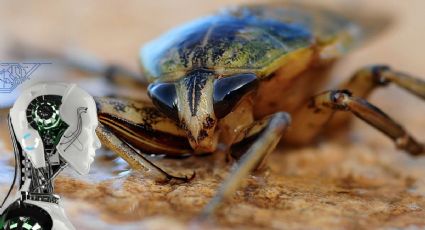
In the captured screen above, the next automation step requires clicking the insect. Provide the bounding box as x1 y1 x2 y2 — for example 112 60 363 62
11 3 425 219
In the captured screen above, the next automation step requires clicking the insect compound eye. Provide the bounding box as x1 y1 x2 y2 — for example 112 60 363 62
148 82 179 121
213 73 258 119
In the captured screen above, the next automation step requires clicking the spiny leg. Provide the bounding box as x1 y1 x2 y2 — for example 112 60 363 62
96 123 194 183
198 112 291 220
286 65 425 146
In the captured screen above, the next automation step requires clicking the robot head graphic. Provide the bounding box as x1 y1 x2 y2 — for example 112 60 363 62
9 82 101 175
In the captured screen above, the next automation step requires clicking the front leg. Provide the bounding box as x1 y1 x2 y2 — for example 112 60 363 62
95 97 195 182
199 112 291 219
96 123 193 182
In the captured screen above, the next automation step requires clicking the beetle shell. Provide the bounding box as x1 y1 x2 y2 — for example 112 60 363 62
140 4 362 83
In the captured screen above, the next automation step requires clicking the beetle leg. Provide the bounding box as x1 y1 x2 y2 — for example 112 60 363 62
96 97 195 182
9 41 147 89
291 90 424 155
329 65 425 127
96 123 194 182
198 112 291 220
53 53 145 87
58 53 148 90
96 124 195 182
287 66 425 146
341 65 425 99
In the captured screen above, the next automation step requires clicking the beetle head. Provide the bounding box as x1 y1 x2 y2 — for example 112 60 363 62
148 69 258 153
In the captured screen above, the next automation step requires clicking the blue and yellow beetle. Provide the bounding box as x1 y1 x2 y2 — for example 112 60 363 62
47 3 425 217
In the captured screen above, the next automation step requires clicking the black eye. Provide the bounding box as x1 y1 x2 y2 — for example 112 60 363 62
213 73 258 118
148 83 179 121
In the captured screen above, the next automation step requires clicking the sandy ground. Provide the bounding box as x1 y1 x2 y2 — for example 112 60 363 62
1 1 425 229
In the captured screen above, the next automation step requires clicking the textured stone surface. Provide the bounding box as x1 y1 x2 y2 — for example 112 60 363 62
1 1 425 229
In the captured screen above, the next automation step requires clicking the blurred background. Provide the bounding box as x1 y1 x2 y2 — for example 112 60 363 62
1 0 425 229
